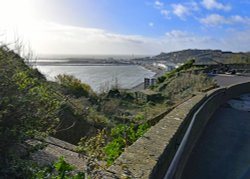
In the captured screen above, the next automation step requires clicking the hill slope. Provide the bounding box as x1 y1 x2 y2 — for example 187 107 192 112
152 49 250 64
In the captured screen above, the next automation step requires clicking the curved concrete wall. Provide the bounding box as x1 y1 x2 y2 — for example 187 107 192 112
166 81 250 179
104 81 250 179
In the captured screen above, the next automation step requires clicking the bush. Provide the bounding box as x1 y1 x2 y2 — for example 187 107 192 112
104 137 126 166
88 108 109 125
104 123 149 165
160 73 216 99
157 75 166 83
0 51 61 177
76 129 107 160
157 59 195 84
134 113 145 121
56 74 94 97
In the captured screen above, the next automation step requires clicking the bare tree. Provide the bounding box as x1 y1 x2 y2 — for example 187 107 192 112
11 32 37 66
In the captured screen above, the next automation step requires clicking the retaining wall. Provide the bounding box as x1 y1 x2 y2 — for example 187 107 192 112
104 81 250 179
166 81 250 179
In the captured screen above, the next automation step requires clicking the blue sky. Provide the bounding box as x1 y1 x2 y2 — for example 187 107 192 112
0 0 250 55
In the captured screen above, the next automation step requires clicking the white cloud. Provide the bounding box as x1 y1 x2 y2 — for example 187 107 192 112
163 29 250 52
200 14 250 26
165 30 189 38
201 0 231 11
149 22 154 27
230 15 250 24
200 14 227 25
172 4 190 19
36 25 250 54
0 0 249 55
154 0 164 8
218 29 250 52
33 23 152 54
165 30 213 44
162 30 222 51
0 21 164 55
154 0 170 19
2 20 250 55
171 2 199 20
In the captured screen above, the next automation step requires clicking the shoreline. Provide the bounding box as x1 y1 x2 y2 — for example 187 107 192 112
32 62 134 66
130 64 166 91
34 61 167 92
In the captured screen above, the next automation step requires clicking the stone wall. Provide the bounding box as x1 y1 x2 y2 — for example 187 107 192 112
171 81 250 179
103 81 250 179
103 94 206 179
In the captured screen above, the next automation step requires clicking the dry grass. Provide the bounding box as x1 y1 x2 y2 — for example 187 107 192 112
159 72 216 100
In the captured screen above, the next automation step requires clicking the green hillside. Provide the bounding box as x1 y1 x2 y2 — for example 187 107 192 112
0 47 217 178
153 49 250 64
0 47 99 177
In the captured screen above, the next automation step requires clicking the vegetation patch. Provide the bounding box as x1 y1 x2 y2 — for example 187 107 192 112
104 123 149 165
0 47 218 177
56 74 95 98
33 156 85 179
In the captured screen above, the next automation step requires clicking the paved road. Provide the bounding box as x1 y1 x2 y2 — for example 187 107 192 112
181 95 250 179
211 74 250 87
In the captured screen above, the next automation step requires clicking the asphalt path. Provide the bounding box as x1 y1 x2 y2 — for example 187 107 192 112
181 95 250 179
211 74 250 87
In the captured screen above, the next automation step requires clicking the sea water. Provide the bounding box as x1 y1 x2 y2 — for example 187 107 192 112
36 65 155 92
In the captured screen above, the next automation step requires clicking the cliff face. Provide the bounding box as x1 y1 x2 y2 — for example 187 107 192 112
153 49 250 64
